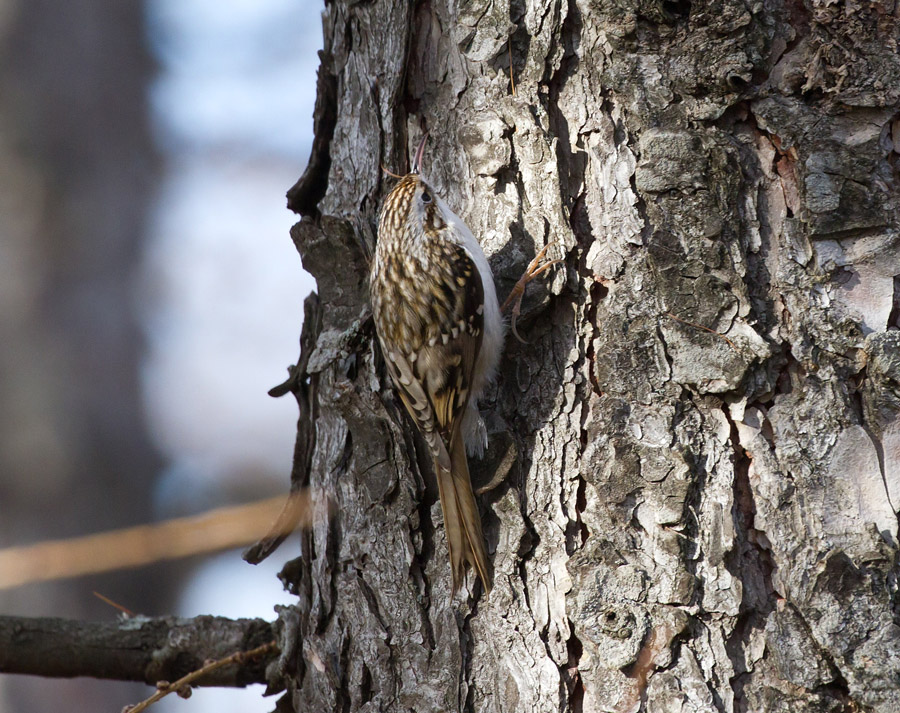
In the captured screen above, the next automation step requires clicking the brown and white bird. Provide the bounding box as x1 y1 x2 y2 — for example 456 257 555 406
370 136 504 593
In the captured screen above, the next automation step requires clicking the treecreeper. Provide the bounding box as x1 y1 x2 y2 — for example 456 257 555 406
370 134 560 595
370 135 502 594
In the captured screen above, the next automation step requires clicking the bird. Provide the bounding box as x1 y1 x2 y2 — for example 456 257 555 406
369 134 504 594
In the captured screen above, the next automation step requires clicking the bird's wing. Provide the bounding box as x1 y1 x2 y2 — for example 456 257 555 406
417 241 485 438
382 343 451 470
379 241 485 461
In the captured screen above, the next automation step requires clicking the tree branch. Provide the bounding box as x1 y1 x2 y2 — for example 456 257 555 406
125 641 278 713
0 614 276 687
0 494 312 590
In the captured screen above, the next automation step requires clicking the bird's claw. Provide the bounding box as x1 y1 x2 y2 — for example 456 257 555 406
501 242 562 343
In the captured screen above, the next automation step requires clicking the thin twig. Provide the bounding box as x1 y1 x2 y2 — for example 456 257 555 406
665 312 737 350
92 591 135 617
123 641 278 713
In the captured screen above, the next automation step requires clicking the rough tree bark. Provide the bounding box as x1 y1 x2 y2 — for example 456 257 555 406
269 0 900 711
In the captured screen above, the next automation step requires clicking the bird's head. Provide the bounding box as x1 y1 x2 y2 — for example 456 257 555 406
380 134 448 243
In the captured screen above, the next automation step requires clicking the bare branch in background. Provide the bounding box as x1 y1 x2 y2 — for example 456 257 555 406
0 614 277 688
0 493 313 590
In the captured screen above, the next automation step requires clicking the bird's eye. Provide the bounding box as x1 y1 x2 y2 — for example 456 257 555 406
421 191 432 204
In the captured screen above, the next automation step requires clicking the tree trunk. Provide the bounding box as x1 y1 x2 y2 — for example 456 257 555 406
275 0 900 711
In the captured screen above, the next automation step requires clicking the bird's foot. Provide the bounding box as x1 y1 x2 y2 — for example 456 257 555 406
501 242 562 343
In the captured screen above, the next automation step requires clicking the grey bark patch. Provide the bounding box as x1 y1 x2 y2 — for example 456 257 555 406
270 0 900 711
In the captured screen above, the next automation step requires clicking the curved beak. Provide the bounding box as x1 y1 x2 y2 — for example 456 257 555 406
412 131 429 174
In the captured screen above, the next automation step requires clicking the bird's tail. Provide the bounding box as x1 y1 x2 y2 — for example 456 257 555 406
435 428 492 593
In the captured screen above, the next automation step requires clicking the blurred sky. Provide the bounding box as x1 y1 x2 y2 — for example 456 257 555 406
142 0 320 710
143 0 319 509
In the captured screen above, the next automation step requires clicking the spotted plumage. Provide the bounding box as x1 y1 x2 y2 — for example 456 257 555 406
370 164 504 594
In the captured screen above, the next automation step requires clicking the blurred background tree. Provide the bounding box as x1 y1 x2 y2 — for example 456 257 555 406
0 1 319 710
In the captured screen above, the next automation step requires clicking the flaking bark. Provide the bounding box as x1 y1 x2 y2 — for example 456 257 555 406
273 0 900 711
